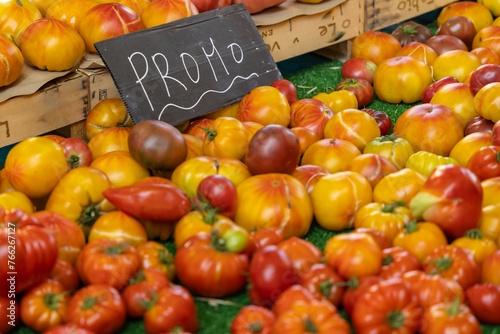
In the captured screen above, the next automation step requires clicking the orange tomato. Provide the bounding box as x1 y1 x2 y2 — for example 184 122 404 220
88 210 148 247
182 133 203 160
234 173 313 238
431 50 482 83
395 41 438 67
0 0 42 47
449 131 493 167
185 118 214 141
4 137 68 199
237 86 291 127
310 171 372 231
351 30 401 66
137 241 176 281
373 168 427 204
90 150 150 188
429 82 478 127
354 202 413 242
290 127 321 157
482 250 500 284
324 232 382 279
141 0 198 28
201 117 249 160
470 47 500 65
85 98 133 141
87 126 132 160
312 90 358 113
301 138 361 174
393 221 448 263
242 121 264 140
0 35 24 87
472 26 500 55
291 165 329 195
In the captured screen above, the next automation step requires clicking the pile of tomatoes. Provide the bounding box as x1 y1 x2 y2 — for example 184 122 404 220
2 0 500 333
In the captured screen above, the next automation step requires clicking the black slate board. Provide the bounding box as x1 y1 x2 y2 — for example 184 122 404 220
95 4 282 125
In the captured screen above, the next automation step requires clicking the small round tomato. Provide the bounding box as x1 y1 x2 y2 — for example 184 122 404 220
334 78 374 107
196 174 238 218
432 50 482 83
362 108 392 136
87 126 132 160
48 259 81 291
230 305 275 334
136 241 175 281
185 118 214 141
467 145 500 180
421 298 482 334
429 82 477 128
246 227 285 256
272 284 315 317
85 98 132 141
465 283 500 324
289 98 333 138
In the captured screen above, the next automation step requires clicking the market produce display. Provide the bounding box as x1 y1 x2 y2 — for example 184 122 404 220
2 0 500 333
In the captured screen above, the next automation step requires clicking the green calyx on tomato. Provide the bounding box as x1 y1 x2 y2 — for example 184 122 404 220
400 25 418 36
430 257 453 273
44 292 66 311
304 317 319 333
445 297 463 316
104 242 131 256
138 289 158 311
319 280 335 298
382 201 406 213
386 310 406 329
197 125 217 141
464 228 483 239
382 255 394 266
247 322 263 332
79 204 100 227
81 296 98 310
404 220 419 234
67 154 82 169
129 270 146 285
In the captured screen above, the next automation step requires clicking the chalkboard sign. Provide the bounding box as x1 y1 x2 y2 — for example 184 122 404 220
95 4 282 126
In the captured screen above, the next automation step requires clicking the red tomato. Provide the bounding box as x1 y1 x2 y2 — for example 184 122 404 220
300 263 345 307
42 324 96 334
467 145 500 180
379 246 421 280
47 259 80 292
422 245 481 289
341 275 383 317
196 174 238 218
351 278 423 334
341 57 377 84
59 137 93 169
142 284 199 334
362 108 392 136
66 284 126 334
246 227 285 256
465 283 500 324
230 305 275 334
249 245 299 306
289 98 333 138
20 280 69 332
421 298 482 334
75 239 141 290
421 76 460 103
0 208 58 295
271 78 298 106
174 233 249 297
351 30 402 66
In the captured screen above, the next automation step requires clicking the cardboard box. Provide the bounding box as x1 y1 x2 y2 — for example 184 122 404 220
365 0 457 31
254 0 364 62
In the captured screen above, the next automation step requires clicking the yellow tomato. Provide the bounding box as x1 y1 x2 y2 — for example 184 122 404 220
183 133 203 160
363 134 414 170
301 138 361 174
136 241 176 281
234 173 313 239
472 26 500 55
312 90 358 113
449 132 493 167
205 102 239 119
354 202 413 242
85 98 133 141
451 229 498 264
0 169 15 193
4 137 68 199
236 86 291 127
90 150 150 188
373 168 427 204
87 126 131 160
482 177 500 207
393 221 448 263
479 204 500 241
429 82 478 127
431 50 482 83
374 56 432 104
174 210 233 249
201 117 249 160
310 171 372 231
351 31 402 66
405 151 459 177
473 82 500 122
437 1 493 33
323 109 381 151
395 42 438 67
0 191 34 213
171 156 251 198
88 210 148 248
0 0 42 47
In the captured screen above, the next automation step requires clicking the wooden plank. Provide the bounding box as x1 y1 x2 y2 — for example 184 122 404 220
256 0 364 62
0 72 89 148
365 0 457 31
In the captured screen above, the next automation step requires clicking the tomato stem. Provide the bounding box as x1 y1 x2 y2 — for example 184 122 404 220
404 220 419 234
67 154 81 169
319 280 334 298
386 310 405 329
158 248 174 266
464 228 483 239
138 289 158 311
44 292 65 311
400 25 417 36
382 254 394 266
81 296 97 310
104 242 131 255
79 204 100 228
211 230 229 252
432 257 452 272
129 269 146 285
446 296 462 316
304 317 318 333
247 322 263 333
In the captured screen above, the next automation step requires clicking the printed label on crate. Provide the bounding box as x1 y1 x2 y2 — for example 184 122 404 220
95 4 282 126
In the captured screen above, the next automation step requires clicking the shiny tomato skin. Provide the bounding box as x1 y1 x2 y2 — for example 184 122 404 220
174 233 249 297
276 236 322 279
66 284 126 334
48 259 81 292
335 78 374 107
341 57 377 84
379 246 421 280
300 263 345 307
271 78 298 106
249 245 299 306
421 76 460 103
341 275 383 317
230 305 275 334
351 30 402 66
421 300 482 334
246 227 285 256
197 174 238 218
467 145 500 180
465 283 500 324
362 108 392 136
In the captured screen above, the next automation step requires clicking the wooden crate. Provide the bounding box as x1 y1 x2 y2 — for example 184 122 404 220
365 0 457 31
255 0 364 62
